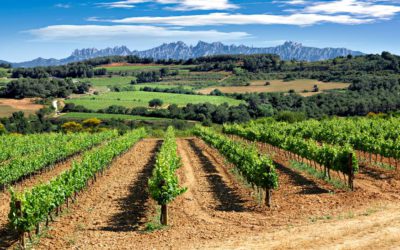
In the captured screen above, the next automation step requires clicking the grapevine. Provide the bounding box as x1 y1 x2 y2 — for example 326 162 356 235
194 125 278 206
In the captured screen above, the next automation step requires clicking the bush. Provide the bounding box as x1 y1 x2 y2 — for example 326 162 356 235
61 122 83 133
82 118 102 128
149 98 164 108
274 111 307 123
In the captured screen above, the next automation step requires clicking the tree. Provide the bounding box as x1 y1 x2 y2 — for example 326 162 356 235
10 112 30 134
76 82 91 94
61 121 83 133
149 99 164 108
210 89 223 96
312 84 319 92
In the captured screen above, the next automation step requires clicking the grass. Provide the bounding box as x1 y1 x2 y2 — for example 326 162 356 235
197 79 350 95
60 112 172 121
81 77 135 87
67 91 243 110
290 161 348 190
309 206 383 223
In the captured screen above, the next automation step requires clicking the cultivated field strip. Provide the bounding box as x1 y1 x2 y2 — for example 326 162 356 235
8 129 146 247
35 139 160 249
0 131 118 187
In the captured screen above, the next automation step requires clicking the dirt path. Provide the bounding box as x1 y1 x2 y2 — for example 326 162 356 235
0 155 81 249
194 204 400 249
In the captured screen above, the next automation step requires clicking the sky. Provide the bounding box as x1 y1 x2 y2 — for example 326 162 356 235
1 0 400 62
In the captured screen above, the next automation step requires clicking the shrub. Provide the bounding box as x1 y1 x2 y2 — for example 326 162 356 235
61 122 83 133
82 118 102 128
149 98 164 108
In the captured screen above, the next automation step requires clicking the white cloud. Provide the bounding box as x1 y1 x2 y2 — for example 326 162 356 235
98 0 146 8
27 25 250 43
303 0 400 18
55 3 71 8
106 12 372 26
98 0 238 10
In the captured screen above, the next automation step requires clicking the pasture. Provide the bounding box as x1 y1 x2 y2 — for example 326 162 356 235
66 91 243 110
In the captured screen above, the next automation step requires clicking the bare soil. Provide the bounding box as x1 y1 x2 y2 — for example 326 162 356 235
197 79 349 95
15 137 400 250
0 98 43 117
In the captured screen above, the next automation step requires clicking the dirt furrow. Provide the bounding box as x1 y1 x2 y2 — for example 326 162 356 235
36 139 160 249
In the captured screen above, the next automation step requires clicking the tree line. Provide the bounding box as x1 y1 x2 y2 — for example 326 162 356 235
0 78 90 98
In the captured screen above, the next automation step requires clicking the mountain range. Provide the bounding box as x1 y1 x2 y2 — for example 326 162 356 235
5 41 364 68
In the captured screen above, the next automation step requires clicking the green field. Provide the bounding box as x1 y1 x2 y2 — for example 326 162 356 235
60 112 170 121
82 77 135 87
67 91 243 110
96 64 195 73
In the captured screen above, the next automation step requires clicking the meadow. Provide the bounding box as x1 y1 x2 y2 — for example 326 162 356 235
67 91 243 110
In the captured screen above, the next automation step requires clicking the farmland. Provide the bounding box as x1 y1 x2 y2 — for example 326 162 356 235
66 91 243 110
95 64 195 73
198 79 350 95
0 121 399 249
0 98 43 117
82 76 134 87
1 50 400 250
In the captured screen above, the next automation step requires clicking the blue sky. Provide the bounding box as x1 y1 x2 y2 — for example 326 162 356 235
1 0 400 62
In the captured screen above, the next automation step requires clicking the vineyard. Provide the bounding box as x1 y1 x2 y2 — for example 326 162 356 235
0 121 400 249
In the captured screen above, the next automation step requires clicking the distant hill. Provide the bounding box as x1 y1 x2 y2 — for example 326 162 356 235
7 41 364 68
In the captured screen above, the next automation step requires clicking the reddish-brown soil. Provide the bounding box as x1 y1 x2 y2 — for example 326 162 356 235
13 137 400 249
197 79 349 95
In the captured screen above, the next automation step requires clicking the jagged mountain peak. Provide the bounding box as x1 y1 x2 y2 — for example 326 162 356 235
9 41 365 68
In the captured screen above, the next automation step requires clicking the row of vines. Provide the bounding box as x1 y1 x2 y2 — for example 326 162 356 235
223 122 358 189
0 131 118 188
194 125 278 206
254 117 400 168
8 128 147 246
148 127 186 225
